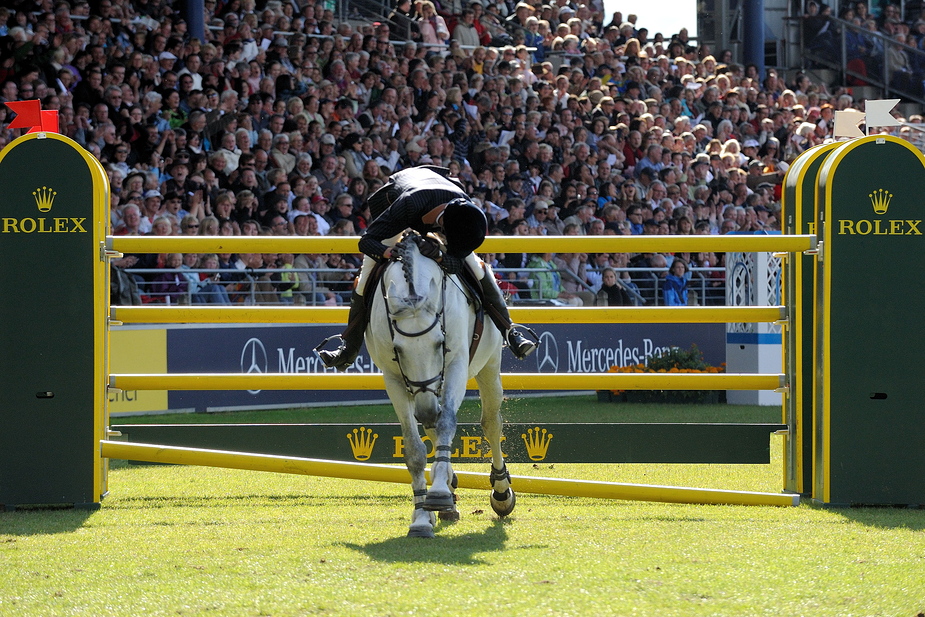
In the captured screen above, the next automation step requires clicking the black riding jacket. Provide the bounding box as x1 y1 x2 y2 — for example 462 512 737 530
358 166 468 273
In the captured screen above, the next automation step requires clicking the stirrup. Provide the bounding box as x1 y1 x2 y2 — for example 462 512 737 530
506 324 540 360
314 334 349 369
314 333 345 354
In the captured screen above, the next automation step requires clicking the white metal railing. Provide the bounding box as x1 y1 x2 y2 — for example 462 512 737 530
119 266 727 307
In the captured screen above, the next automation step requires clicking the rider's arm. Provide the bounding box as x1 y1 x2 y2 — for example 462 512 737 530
357 203 409 260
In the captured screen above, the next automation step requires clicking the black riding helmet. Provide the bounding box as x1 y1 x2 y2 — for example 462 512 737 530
439 198 488 258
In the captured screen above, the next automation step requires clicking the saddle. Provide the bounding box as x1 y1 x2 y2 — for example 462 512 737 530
361 252 487 363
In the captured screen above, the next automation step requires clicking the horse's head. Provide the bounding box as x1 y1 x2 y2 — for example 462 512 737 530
382 231 449 419
386 231 444 319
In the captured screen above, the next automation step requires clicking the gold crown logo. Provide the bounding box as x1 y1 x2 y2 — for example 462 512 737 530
521 426 553 461
869 188 893 215
33 186 57 213
347 426 378 461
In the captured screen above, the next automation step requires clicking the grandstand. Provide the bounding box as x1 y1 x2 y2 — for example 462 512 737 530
0 0 920 307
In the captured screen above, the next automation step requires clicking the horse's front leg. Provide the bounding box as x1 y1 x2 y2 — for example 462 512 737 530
422 366 465 513
476 362 516 517
386 377 435 538
421 424 459 521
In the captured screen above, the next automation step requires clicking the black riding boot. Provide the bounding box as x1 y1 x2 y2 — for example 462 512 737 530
479 274 538 360
315 291 367 371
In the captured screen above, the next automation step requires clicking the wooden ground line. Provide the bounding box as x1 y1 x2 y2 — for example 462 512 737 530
99 441 799 507
110 305 787 325
108 372 785 391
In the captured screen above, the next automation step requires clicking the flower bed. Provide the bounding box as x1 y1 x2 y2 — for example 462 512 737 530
597 345 727 404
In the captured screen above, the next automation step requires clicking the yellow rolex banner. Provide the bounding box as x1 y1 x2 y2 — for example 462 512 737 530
109 328 169 415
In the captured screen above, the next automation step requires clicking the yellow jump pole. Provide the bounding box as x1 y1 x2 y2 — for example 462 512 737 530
110 305 787 325
107 234 816 255
99 441 799 507
108 372 785 391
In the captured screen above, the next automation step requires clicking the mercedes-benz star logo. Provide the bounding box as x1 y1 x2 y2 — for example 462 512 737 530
536 331 559 373
240 337 268 394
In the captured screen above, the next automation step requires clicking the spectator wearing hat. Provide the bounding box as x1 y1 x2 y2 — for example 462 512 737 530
402 136 427 167
162 190 189 223
139 190 164 234
157 52 178 78
688 154 713 196
507 2 534 34
309 194 333 235
741 139 760 164
591 95 617 125
314 133 337 169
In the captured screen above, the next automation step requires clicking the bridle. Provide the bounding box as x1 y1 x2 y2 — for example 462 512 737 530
380 237 449 398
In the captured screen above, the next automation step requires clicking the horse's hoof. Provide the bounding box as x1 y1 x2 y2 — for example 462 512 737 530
422 491 455 511
490 488 516 518
407 525 435 538
438 508 461 522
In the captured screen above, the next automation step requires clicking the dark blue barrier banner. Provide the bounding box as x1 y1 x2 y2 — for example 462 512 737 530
166 323 724 412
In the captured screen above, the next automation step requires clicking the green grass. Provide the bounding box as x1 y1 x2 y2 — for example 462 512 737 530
4 399 924 616
3 451 925 616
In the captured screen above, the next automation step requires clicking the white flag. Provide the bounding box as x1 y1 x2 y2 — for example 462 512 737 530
864 99 902 128
833 109 866 139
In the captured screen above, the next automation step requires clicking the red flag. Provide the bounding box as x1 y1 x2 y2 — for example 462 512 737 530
5 100 42 131
37 109 59 134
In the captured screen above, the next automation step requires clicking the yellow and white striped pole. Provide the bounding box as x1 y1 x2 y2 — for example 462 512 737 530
110 305 787 325
108 372 786 392
100 441 799 507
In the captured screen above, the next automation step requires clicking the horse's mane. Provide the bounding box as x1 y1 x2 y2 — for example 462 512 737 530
393 232 418 293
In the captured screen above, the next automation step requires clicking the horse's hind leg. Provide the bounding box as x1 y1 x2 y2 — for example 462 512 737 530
476 368 516 517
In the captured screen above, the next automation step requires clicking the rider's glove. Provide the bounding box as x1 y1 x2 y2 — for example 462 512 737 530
415 236 444 262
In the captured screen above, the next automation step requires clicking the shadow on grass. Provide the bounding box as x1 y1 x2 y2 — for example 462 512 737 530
828 507 925 531
342 519 511 565
107 493 408 509
0 508 94 536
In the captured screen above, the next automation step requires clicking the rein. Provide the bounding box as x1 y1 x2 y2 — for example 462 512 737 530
380 237 449 398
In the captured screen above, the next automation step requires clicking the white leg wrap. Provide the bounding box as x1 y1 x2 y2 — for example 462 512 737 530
355 233 403 297
465 253 485 280
354 256 377 297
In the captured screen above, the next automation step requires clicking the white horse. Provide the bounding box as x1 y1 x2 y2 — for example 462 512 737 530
365 231 516 538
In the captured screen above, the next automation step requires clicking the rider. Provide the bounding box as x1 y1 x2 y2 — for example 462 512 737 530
315 165 538 371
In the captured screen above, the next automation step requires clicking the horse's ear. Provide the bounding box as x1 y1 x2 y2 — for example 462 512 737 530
426 278 439 312
386 279 400 302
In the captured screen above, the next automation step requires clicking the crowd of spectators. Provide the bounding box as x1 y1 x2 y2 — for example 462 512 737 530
0 0 920 306
804 0 925 96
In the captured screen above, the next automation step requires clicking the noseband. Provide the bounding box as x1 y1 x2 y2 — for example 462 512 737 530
381 239 449 398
